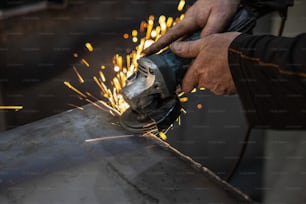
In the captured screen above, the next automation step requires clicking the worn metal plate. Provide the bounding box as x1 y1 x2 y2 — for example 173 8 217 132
0 104 253 203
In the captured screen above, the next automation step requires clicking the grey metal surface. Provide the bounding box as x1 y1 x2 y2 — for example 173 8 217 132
0 104 252 203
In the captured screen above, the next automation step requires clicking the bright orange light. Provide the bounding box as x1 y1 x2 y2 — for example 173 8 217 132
179 97 188 103
197 104 203 109
81 59 90 67
123 33 129 39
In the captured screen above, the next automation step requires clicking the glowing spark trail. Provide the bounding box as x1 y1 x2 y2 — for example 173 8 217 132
68 104 84 110
64 81 87 98
0 106 23 110
73 66 85 83
85 135 134 142
81 58 90 67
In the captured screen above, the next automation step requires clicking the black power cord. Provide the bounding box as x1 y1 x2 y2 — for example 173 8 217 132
278 8 288 36
226 126 252 182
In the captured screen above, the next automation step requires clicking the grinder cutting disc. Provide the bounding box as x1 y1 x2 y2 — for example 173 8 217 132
119 97 181 133
119 108 157 133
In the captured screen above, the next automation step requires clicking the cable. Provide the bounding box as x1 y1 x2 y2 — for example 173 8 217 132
278 8 288 36
226 126 252 182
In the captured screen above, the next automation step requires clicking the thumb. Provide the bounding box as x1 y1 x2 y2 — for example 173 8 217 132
170 39 202 58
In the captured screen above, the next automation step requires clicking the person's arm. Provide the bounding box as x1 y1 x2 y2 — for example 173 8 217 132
229 33 306 129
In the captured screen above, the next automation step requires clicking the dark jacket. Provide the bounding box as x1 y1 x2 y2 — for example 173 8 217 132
228 33 306 129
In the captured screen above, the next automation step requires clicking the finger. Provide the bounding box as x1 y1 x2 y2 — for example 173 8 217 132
200 12 229 37
170 39 202 58
181 63 198 93
143 17 199 55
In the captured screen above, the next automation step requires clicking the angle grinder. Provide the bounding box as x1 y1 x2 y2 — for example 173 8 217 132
119 6 257 133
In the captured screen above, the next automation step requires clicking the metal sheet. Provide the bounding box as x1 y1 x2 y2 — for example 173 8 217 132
0 104 253 203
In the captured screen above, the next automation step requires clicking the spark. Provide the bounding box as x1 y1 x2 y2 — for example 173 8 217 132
73 66 85 83
151 30 157 38
85 42 93 52
146 16 154 39
159 132 167 140
132 29 138 37
158 15 166 24
144 39 154 49
176 116 181 126
123 33 129 39
132 37 138 43
93 76 106 94
180 14 185 20
81 58 90 67
177 0 185 11
113 77 122 91
178 92 185 97
0 106 23 110
85 99 105 111
64 81 87 98
99 71 106 82
197 103 203 109
181 108 187 114
179 97 188 103
85 135 134 142
114 65 120 72
68 104 84 110
166 17 174 28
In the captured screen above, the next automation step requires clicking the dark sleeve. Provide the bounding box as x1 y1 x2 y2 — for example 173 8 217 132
228 33 306 129
243 0 294 10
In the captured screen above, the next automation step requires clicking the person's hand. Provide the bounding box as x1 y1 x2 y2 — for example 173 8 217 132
170 32 241 95
143 0 241 55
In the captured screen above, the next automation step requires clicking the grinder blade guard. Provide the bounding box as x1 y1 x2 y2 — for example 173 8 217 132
120 6 257 133
120 49 191 133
